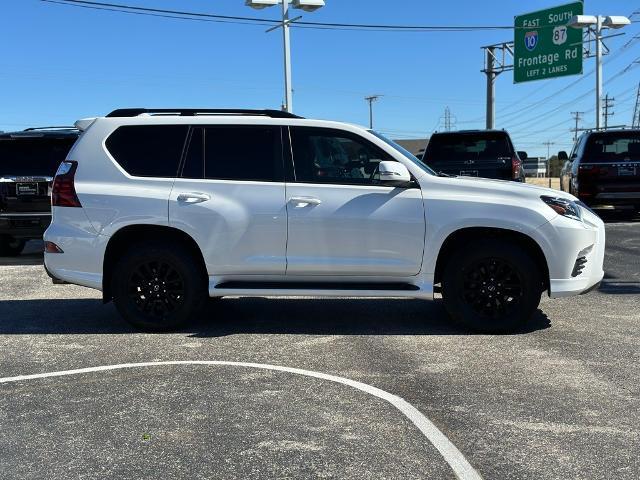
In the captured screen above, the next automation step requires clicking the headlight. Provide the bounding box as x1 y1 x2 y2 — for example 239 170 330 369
540 195 582 221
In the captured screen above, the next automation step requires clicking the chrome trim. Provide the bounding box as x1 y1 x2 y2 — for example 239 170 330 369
595 192 640 199
0 176 54 183
0 212 51 217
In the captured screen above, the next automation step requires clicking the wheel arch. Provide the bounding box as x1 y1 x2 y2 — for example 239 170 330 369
102 224 207 303
433 227 550 293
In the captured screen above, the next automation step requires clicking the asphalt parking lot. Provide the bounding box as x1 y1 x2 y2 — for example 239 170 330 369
0 214 638 480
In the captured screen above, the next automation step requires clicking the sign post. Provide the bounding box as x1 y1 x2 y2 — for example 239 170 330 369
514 2 583 83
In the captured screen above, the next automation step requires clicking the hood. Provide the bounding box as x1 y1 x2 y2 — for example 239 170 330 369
442 175 577 202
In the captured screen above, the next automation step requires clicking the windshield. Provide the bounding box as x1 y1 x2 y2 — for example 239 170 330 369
368 130 435 175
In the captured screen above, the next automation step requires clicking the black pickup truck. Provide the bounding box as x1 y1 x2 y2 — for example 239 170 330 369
0 127 79 256
421 130 526 182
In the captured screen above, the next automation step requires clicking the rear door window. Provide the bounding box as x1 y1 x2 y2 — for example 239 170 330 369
584 132 640 162
105 125 188 177
182 126 283 182
425 133 512 163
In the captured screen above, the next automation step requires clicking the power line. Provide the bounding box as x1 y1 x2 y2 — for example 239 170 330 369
40 0 570 32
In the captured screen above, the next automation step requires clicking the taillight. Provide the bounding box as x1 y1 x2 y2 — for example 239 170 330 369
52 161 81 208
578 165 601 175
512 156 522 180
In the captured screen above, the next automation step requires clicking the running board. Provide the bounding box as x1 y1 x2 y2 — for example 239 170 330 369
209 281 432 299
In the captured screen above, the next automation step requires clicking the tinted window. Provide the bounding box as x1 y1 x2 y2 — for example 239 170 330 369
584 132 640 162
424 133 513 163
197 126 282 182
106 125 188 177
0 137 76 176
290 127 395 185
182 128 204 179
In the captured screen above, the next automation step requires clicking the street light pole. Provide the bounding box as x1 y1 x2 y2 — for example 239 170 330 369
281 0 293 113
568 14 630 130
246 0 325 114
595 15 603 130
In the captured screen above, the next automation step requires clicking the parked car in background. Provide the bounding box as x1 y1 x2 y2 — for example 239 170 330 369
0 127 79 256
44 108 604 334
422 130 526 182
560 129 640 212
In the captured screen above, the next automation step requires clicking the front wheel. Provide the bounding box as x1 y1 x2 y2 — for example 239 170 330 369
112 241 207 331
441 240 542 333
0 235 26 256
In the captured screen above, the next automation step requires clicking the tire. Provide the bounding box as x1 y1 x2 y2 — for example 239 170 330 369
111 241 207 331
441 240 542 333
0 235 26 257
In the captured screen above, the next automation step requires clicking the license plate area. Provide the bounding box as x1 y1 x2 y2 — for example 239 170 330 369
617 165 636 177
16 183 38 196
459 170 479 177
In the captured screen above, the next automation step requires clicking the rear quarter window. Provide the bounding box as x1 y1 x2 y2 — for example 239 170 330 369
105 125 189 177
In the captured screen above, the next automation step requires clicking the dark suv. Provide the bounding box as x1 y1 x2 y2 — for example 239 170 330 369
559 129 640 212
421 130 526 182
0 127 79 256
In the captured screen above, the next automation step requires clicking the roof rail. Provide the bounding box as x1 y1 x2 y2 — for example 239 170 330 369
106 108 304 119
23 126 77 131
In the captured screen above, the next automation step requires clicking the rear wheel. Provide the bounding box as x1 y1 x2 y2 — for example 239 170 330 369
441 240 542 333
0 235 26 256
112 241 207 331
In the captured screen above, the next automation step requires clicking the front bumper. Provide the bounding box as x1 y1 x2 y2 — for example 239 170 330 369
541 208 606 298
0 213 51 238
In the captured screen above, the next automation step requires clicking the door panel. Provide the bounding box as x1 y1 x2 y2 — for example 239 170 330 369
285 126 425 276
169 125 287 275
169 179 287 275
286 183 425 275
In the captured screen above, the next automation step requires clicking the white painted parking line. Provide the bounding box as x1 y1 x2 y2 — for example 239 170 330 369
0 360 483 480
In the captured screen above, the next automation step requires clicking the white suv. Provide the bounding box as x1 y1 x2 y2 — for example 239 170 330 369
44 108 605 332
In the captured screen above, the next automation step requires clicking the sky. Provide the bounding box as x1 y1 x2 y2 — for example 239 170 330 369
1 0 639 157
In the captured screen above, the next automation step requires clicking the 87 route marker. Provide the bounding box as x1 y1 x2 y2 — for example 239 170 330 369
514 1 584 83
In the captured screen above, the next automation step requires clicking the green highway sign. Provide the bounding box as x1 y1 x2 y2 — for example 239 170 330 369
514 1 583 84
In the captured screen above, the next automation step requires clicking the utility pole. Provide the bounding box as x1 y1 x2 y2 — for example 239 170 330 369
632 82 640 128
602 94 615 130
364 95 382 129
543 141 555 160
571 111 584 142
481 42 514 129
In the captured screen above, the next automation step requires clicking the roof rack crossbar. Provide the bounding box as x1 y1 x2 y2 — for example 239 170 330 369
106 108 303 119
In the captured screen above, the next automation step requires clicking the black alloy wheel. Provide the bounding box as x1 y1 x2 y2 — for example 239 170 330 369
461 257 524 319
128 260 186 319
112 241 206 331
442 240 542 333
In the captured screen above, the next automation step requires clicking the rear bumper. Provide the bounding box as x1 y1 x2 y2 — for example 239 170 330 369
0 213 50 238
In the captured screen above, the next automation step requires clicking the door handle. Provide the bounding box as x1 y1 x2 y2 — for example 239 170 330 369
289 196 322 208
177 192 211 204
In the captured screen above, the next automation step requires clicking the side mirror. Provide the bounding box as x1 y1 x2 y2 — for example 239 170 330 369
517 151 528 160
558 151 569 161
378 161 412 185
